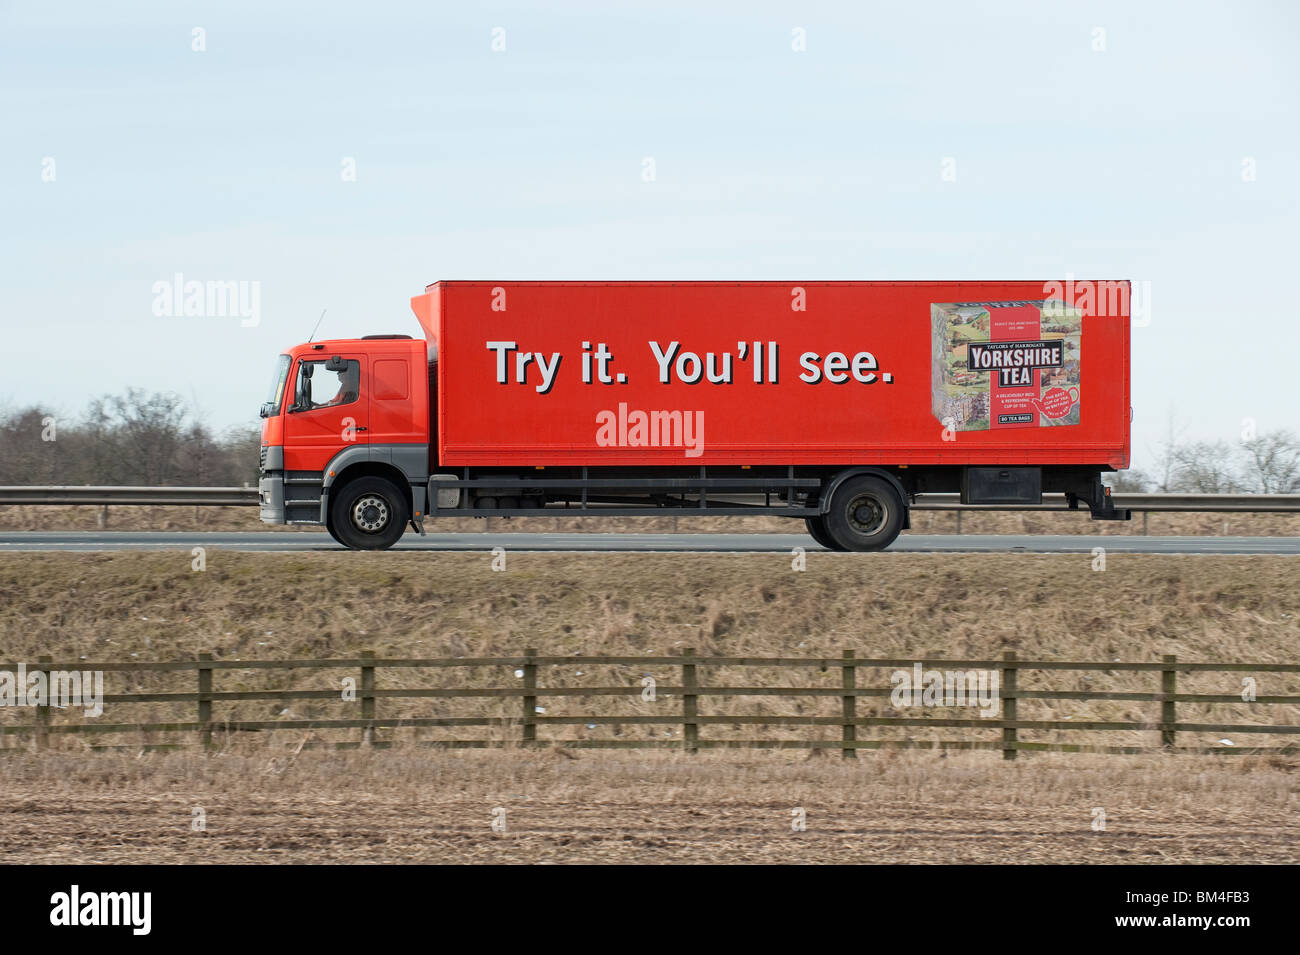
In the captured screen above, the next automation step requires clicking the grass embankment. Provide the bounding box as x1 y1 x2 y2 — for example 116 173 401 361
0 551 1295 864
0 552 1295 752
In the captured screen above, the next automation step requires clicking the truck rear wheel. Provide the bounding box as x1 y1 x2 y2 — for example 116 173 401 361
804 516 840 550
823 475 904 552
329 476 408 550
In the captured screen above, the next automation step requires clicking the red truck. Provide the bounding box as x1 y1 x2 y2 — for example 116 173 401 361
258 280 1131 550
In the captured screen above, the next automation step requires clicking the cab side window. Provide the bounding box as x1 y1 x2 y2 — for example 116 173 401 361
295 359 360 411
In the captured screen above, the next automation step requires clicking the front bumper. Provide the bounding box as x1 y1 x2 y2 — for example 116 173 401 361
259 472 285 523
258 446 286 523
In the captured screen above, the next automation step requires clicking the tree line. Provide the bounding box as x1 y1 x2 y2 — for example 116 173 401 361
0 390 260 487
0 390 1296 493
1107 423 1299 493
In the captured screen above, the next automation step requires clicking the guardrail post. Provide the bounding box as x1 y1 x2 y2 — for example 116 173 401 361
956 510 963 535
360 650 376 746
35 655 51 750
522 648 537 746
1001 651 1017 761
198 652 213 750
682 647 698 754
1161 654 1177 749
841 650 856 759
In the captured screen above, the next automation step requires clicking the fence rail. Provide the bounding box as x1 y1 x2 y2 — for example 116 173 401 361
3 651 1296 758
2 485 1300 513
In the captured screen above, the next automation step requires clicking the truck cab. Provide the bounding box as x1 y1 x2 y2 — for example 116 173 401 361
259 335 430 548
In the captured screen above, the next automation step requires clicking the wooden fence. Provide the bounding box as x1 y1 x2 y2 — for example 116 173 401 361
2 651 1298 757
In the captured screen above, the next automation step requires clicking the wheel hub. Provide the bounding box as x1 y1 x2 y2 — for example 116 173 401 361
352 494 390 533
848 495 886 535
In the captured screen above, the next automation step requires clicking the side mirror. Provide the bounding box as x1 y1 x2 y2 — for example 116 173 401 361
259 402 273 419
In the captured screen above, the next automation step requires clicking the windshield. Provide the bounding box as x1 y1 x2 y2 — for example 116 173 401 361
264 354 291 414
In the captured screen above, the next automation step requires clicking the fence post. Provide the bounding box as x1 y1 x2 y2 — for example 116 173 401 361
522 648 537 746
1001 651 1017 761
682 647 698 754
198 652 213 750
35 655 52 750
841 650 856 759
360 650 375 746
1161 654 1177 749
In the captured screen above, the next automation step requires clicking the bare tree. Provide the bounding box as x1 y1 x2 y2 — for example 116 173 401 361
1151 409 1187 493
0 391 257 487
1239 430 1300 493
218 425 262 486
1103 468 1152 492
92 389 188 485
0 406 58 484
1170 440 1241 493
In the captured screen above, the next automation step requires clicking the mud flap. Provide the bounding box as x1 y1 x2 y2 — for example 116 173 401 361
410 486 427 535
1070 480 1131 521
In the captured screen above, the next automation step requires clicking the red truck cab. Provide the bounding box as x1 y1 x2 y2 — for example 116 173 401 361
259 335 430 547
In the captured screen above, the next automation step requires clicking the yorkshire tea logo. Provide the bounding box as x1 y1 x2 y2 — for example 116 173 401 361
931 300 1081 431
966 340 1063 387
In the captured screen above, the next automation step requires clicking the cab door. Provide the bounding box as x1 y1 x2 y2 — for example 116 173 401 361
282 354 370 473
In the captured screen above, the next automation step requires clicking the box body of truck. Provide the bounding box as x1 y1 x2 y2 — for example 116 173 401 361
260 280 1131 551
415 281 1128 468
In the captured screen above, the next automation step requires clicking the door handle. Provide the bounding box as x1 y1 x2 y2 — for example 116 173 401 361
355 426 368 432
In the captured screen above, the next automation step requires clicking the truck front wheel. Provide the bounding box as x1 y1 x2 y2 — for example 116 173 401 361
823 475 904 552
329 476 408 550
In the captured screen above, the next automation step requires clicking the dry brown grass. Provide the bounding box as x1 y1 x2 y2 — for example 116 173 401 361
0 747 1295 863
3 504 1298 537
1 551 1295 863
0 552 1296 753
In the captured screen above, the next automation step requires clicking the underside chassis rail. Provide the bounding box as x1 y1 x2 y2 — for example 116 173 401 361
426 468 824 518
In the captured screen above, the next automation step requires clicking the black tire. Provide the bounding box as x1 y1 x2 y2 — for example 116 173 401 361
325 519 346 547
329 476 408 550
804 515 840 550
823 475 905 552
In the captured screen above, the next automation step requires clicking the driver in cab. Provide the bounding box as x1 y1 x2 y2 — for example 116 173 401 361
315 363 358 409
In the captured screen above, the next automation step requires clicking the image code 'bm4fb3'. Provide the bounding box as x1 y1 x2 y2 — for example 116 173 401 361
256 281 1133 551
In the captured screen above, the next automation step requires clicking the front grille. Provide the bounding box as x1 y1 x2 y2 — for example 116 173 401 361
259 446 268 471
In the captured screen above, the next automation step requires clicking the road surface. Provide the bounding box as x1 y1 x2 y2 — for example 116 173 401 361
1 531 1297 555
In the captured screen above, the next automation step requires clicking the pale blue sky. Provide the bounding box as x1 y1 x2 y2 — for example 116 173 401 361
3 0 1297 471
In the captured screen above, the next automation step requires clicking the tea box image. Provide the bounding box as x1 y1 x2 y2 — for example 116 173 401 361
931 299 1082 431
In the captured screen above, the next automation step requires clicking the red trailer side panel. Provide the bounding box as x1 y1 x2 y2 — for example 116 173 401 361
423 281 1130 468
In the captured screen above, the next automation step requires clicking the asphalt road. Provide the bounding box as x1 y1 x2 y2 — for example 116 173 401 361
1 531 1298 555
